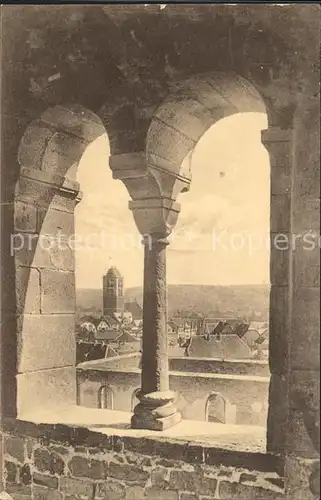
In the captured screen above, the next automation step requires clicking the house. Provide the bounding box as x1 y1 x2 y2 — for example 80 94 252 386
168 334 253 360
242 329 260 347
233 323 250 338
94 328 121 342
124 299 143 320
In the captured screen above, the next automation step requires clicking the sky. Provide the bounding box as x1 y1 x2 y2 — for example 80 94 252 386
74 112 270 290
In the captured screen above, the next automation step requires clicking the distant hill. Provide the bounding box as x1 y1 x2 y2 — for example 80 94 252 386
76 284 269 321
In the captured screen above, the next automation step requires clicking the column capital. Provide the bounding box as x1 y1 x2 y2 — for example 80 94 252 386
129 197 181 238
110 152 190 237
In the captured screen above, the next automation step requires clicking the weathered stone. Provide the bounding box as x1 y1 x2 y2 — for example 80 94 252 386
239 472 257 483
14 201 37 233
269 285 289 375
270 237 290 286
20 465 31 486
32 472 58 489
270 165 291 195
37 207 74 238
151 467 170 488
219 481 283 499
267 373 288 455
108 462 149 484
34 448 65 475
266 477 284 489
5 461 18 483
126 485 146 500
33 485 63 500
40 269 75 313
285 456 319 500
290 287 320 370
145 487 178 500
17 366 76 413
4 436 25 462
95 480 126 500
59 477 94 497
15 267 41 314
68 456 106 480
155 458 179 468
17 314 76 373
292 239 320 288
169 470 217 496
270 194 291 232
6 483 32 497
179 493 197 500
292 197 320 233
287 369 320 457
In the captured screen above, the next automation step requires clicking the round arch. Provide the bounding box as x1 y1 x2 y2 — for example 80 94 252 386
14 104 109 415
205 391 228 423
98 385 115 410
146 71 267 175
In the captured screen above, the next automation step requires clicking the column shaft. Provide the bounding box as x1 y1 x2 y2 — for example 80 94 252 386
141 236 169 394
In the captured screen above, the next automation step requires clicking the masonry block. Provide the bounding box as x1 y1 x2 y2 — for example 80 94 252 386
15 267 40 314
18 121 55 170
270 194 291 233
68 456 106 480
144 487 178 500
32 472 58 489
40 269 75 313
95 480 126 500
169 470 217 495
290 287 320 370
271 165 291 195
4 436 25 462
270 236 290 286
269 286 289 375
17 314 75 373
292 240 320 289
37 207 74 237
285 456 319 500
42 132 87 177
292 197 320 233
267 373 288 455
147 118 196 168
17 366 76 415
126 485 145 500
33 485 63 500
108 462 149 484
14 201 37 233
59 477 94 497
218 481 283 499
287 369 320 458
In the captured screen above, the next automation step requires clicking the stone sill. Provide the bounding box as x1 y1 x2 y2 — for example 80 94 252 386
2 405 284 477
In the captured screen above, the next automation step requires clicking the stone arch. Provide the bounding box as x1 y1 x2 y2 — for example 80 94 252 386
98 385 114 410
205 392 227 423
14 104 108 415
146 71 267 175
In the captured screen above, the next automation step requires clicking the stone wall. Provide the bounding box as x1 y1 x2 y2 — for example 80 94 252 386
77 369 269 426
169 358 269 377
0 419 287 500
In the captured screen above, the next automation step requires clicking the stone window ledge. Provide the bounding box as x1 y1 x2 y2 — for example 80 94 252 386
2 405 284 478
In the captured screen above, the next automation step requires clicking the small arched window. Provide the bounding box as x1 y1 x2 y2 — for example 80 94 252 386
98 385 114 409
205 392 227 423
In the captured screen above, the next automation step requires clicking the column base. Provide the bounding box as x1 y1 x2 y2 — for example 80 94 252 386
131 390 181 431
131 411 181 431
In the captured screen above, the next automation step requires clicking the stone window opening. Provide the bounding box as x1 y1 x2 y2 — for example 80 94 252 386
98 385 114 410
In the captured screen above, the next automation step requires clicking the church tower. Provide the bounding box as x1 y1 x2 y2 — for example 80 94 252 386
103 266 125 316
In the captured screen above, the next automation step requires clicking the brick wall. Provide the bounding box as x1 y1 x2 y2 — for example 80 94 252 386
0 420 286 500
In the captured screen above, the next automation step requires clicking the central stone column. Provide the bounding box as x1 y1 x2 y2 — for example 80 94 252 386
109 152 191 430
132 228 180 430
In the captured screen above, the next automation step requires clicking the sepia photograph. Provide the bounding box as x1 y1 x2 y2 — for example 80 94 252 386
0 3 320 499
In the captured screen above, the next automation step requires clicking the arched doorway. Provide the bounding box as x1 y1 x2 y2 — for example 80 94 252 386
98 385 114 410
